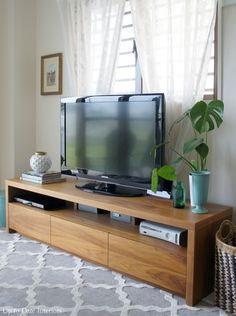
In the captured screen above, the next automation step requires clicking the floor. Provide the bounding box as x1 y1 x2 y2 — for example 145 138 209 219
0 229 232 316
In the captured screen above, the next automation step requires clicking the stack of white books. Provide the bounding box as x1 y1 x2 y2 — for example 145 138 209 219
21 171 65 184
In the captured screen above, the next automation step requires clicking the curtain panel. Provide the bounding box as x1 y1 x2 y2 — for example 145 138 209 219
130 0 217 166
57 0 126 96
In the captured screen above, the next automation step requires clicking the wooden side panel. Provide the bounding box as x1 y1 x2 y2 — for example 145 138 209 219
9 203 50 243
51 216 108 265
109 234 187 296
186 214 233 306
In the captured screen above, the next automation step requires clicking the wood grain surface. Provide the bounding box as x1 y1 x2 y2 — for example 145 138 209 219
109 234 187 295
5 178 233 306
8 203 50 243
51 216 108 265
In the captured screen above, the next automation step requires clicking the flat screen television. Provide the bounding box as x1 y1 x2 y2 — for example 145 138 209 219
60 93 166 196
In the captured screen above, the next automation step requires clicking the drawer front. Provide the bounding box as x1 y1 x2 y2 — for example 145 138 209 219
51 216 108 265
9 203 50 243
109 234 187 296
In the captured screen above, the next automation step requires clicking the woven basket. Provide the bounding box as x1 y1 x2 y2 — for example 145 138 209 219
215 220 236 314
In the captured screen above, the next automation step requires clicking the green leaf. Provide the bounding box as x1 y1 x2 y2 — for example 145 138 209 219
151 165 177 192
158 165 177 181
172 156 183 165
168 109 190 135
196 143 209 160
183 137 204 154
171 156 197 171
151 168 158 193
191 160 197 169
209 99 224 116
190 100 224 134
150 142 167 156
209 110 223 128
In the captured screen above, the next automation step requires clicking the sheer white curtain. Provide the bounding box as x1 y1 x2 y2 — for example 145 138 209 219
130 0 217 163
57 0 125 96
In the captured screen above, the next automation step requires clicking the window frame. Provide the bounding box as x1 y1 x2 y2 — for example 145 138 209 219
203 8 218 101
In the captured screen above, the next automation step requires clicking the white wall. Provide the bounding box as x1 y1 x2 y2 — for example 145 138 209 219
223 0 236 6
0 0 15 188
0 0 36 188
0 0 66 187
208 4 236 219
14 0 36 175
35 0 70 172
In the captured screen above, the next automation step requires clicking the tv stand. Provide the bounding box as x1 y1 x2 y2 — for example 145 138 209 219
5 177 233 306
76 181 144 197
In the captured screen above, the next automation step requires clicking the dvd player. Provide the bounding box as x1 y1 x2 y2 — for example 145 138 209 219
14 193 65 210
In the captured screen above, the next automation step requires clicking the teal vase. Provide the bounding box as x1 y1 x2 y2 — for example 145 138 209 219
191 171 210 214
0 190 6 227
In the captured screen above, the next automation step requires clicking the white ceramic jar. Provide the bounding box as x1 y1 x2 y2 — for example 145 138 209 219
30 152 52 173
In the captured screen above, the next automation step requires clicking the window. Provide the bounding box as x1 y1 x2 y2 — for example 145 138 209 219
204 12 218 100
112 1 141 94
113 0 217 100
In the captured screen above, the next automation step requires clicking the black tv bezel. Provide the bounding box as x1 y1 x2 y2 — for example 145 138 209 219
60 93 166 192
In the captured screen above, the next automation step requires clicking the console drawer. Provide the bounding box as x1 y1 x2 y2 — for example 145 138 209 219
8 203 50 243
51 216 108 265
108 234 187 296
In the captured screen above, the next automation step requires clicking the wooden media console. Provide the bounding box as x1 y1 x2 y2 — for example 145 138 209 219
5 177 233 306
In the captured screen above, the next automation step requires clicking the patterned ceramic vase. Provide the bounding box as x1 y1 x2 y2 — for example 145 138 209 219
30 152 52 173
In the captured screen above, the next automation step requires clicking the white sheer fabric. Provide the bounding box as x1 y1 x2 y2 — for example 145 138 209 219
57 0 125 96
130 0 217 164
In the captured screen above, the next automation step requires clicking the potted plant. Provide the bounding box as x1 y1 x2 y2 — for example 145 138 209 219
152 99 224 213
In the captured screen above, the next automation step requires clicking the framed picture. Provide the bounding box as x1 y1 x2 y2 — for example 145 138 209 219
41 53 62 95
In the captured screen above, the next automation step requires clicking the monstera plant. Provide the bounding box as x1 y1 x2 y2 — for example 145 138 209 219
151 99 224 204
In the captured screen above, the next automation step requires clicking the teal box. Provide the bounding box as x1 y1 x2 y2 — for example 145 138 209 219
0 190 6 227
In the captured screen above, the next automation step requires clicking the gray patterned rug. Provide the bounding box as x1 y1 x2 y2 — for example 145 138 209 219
0 230 230 316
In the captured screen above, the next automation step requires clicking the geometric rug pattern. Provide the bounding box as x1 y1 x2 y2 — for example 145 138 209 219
0 230 230 316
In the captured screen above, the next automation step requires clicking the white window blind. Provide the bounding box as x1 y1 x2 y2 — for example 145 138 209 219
112 0 138 94
204 32 216 100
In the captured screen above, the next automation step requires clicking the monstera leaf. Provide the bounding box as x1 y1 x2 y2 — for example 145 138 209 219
182 137 209 170
190 100 224 134
150 99 224 181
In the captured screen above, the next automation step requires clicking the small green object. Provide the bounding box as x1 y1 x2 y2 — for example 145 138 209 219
151 166 176 193
0 190 6 227
172 181 186 209
151 168 158 193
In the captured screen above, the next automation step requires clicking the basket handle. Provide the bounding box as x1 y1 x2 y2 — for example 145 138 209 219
217 220 235 243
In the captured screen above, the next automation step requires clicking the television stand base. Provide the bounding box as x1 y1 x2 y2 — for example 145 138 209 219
75 182 145 197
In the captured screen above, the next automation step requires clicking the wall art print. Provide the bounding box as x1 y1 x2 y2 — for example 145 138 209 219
41 53 62 95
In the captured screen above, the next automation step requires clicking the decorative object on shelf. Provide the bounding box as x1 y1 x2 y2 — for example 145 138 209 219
21 170 65 184
0 190 6 227
30 152 52 173
172 180 186 209
191 171 210 213
41 53 62 95
152 99 224 213
215 220 236 314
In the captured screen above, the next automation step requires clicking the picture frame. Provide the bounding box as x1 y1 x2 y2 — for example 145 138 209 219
41 53 62 95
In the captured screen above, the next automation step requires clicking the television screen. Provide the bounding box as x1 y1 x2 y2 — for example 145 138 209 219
61 94 165 193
